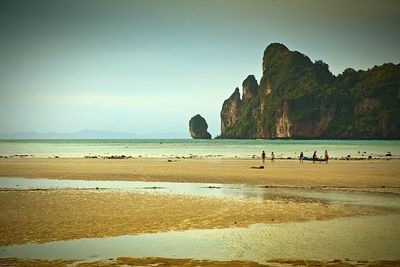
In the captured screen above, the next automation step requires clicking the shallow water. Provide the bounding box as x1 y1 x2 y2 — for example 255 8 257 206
1 177 400 262
1 177 399 210
0 215 399 262
1 139 399 158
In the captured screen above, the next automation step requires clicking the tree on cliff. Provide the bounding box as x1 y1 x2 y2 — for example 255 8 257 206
189 114 212 139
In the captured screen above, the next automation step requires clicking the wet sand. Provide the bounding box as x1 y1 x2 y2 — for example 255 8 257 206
0 189 377 246
0 158 399 191
0 158 398 265
0 257 399 266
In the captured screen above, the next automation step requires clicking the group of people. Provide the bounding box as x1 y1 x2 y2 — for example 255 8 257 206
262 150 329 163
299 150 329 163
261 150 275 163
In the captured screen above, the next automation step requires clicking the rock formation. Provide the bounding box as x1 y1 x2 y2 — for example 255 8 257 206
189 114 212 139
220 43 400 139
221 88 242 134
242 75 258 101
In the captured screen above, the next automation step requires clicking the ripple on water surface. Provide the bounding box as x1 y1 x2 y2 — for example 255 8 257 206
0 215 399 262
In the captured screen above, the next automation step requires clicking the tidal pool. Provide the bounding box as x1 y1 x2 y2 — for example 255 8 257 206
0 215 399 263
1 177 399 209
1 177 399 263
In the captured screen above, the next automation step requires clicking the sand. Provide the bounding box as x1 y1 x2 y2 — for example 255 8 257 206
0 158 398 265
1 257 399 266
0 189 377 246
0 158 399 191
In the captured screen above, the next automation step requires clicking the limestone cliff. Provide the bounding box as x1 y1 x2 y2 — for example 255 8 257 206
220 88 242 135
275 102 291 138
189 114 211 139
220 43 400 139
242 75 258 101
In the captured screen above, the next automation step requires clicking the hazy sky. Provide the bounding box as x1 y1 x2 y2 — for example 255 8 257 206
0 0 399 137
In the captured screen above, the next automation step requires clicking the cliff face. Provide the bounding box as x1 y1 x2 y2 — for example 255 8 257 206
220 75 260 138
220 88 242 134
242 75 258 101
220 43 400 139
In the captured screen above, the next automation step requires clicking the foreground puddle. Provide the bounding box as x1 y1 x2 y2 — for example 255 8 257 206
0 215 399 262
1 177 399 210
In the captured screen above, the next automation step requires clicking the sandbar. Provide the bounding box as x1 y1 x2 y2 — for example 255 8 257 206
0 158 399 191
0 189 376 246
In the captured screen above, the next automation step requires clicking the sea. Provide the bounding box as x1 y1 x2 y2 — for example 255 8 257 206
0 139 399 159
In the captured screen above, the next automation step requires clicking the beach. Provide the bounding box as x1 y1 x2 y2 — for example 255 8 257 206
1 257 399 267
0 158 399 190
0 189 376 246
1 158 400 266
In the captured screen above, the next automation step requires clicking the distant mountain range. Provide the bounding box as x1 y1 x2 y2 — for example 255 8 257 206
0 129 188 139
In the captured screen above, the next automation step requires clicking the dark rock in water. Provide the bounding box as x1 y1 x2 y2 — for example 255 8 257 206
103 155 128 159
189 114 212 139
386 153 392 156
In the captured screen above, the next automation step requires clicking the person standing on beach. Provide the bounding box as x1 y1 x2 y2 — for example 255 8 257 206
312 151 317 163
324 150 329 164
271 152 275 163
262 150 266 164
299 151 304 163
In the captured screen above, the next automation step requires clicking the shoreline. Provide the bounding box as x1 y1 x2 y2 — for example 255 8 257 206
1 154 399 160
1 257 399 267
1 158 399 190
1 139 399 160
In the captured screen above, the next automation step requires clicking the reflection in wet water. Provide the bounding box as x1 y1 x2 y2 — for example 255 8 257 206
1 177 399 210
0 215 399 262
220 215 400 262
1 177 400 262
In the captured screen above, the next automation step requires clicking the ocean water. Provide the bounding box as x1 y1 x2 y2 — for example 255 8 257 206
0 139 399 158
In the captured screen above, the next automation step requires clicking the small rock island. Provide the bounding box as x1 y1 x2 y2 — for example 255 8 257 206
189 114 212 139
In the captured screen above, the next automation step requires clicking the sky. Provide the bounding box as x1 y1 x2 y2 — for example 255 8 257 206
0 0 399 138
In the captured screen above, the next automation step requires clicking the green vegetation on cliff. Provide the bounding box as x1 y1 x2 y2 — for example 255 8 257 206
220 43 400 139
